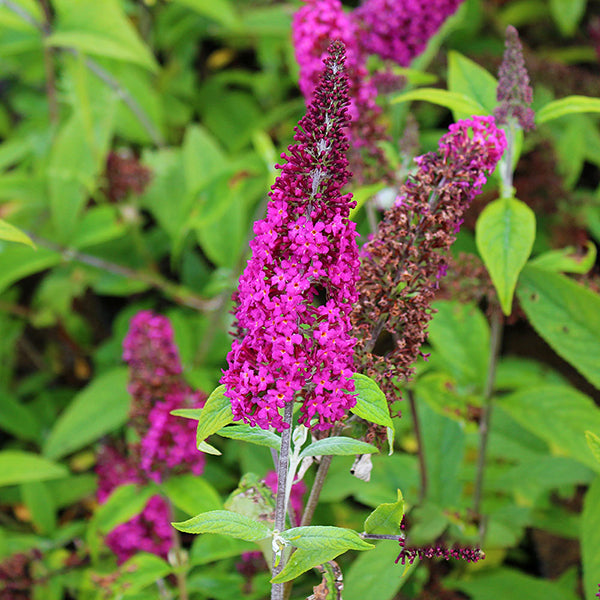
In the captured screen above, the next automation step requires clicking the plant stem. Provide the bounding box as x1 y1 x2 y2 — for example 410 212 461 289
26 232 220 312
407 387 428 504
271 400 294 600
472 309 503 544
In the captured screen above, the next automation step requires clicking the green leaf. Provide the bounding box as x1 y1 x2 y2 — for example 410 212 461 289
198 385 234 446
537 95 600 124
0 392 41 442
0 451 67 487
272 526 374 583
173 510 271 542
516 265 600 389
298 437 379 460
364 490 404 535
549 0 586 36
162 475 222 516
20 481 56 535
0 244 60 296
344 541 415 600
48 0 157 71
190 534 255 566
116 554 172 596
350 373 394 430
501 385 600 472
171 0 239 28
447 51 498 120
530 242 597 274
585 431 600 464
94 483 157 534
476 197 536 315
582 476 600 600
428 300 490 389
43 368 131 460
216 425 281 450
0 220 35 248
447 567 580 600
70 206 126 249
392 88 485 116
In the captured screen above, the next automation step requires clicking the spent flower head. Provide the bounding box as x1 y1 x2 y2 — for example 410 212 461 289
221 41 360 432
494 25 535 131
352 116 506 400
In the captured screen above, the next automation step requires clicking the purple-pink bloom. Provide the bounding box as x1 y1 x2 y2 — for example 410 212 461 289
221 42 360 432
96 446 173 564
264 471 307 525
354 0 464 66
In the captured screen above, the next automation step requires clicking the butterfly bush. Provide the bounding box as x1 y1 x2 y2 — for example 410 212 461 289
221 41 360 432
354 0 464 66
96 311 205 562
352 116 506 398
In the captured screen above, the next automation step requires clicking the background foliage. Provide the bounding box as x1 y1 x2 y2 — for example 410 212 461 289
0 0 599 599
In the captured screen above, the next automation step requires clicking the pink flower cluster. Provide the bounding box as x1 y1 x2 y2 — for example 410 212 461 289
354 0 464 66
264 471 307 525
96 311 206 562
221 42 360 432
123 310 205 482
96 446 173 564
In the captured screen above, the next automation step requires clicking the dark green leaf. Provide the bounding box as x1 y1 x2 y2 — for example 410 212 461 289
516 265 600 389
582 476 600 600
117 554 172 596
549 0 586 36
20 481 56 534
501 385 600 472
43 368 131 460
0 244 60 296
94 483 157 534
173 510 271 541
476 197 536 315
0 392 42 442
171 0 239 28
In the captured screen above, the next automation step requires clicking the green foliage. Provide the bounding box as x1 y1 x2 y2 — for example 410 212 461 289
0 451 67 487
173 510 272 542
298 437 379 460
476 197 536 315
364 490 404 535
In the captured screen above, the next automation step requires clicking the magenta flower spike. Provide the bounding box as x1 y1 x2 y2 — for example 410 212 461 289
354 0 464 66
221 41 360 432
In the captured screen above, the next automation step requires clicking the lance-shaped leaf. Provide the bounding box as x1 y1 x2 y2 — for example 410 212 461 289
172 510 271 542
171 384 233 449
0 220 35 248
516 266 600 389
586 431 600 465
476 197 536 315
298 437 378 460
350 374 394 430
529 242 596 275
392 88 485 117
272 526 374 583
364 490 404 535
216 424 281 450
536 95 600 124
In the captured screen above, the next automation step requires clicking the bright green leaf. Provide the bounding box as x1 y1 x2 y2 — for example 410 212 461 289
586 431 600 464
171 0 239 28
476 197 536 315
0 393 42 442
501 385 600 472
162 475 222 516
117 553 172 596
530 242 597 274
364 490 404 535
216 425 281 450
43 368 131 460
48 0 157 71
0 220 35 248
350 373 394 430
272 526 374 583
516 265 600 389
582 476 600 600
392 88 485 116
20 481 56 535
93 483 157 534
537 95 600 124
298 437 379 460
173 510 271 542
0 451 67 487
549 0 586 36
448 51 498 120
